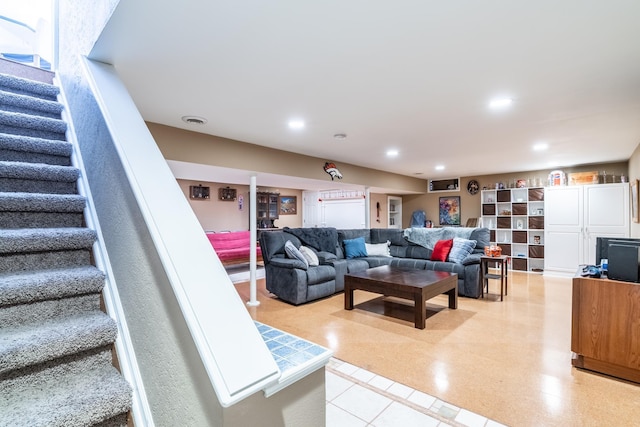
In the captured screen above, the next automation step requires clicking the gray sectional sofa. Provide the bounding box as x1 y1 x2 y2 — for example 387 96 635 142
259 226 490 305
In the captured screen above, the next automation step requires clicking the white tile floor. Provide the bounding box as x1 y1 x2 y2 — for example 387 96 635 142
326 359 508 427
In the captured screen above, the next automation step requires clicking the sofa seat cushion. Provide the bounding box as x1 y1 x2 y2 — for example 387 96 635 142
344 259 371 273
389 258 429 269
364 256 394 268
424 260 466 276
306 265 336 285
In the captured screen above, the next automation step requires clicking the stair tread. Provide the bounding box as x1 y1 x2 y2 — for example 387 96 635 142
0 132 72 157
0 192 85 213
0 227 97 254
0 73 60 99
0 90 64 116
0 161 79 182
0 363 132 427
0 311 118 374
0 111 67 134
0 265 104 306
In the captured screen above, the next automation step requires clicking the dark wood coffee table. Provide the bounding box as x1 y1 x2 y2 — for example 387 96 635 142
344 265 458 329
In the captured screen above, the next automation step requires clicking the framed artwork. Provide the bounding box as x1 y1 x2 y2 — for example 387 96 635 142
439 196 461 226
279 196 297 215
218 187 237 201
632 180 639 223
189 185 210 200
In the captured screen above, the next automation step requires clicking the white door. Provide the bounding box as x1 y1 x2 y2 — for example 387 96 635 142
302 191 319 227
544 186 584 274
584 183 630 264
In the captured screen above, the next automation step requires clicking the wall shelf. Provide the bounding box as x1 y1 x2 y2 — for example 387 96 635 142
481 187 545 272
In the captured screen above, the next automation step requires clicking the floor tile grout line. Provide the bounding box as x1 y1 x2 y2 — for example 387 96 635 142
326 359 470 427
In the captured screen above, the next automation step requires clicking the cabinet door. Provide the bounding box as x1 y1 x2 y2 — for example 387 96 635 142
584 184 630 264
544 187 584 273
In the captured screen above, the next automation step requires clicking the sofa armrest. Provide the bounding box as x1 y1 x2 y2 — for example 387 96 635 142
462 253 482 266
269 257 308 270
317 251 337 264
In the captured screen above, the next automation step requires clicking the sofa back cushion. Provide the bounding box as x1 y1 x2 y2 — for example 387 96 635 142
405 244 431 260
259 231 302 263
469 227 490 254
337 229 371 259
448 237 477 263
431 239 454 261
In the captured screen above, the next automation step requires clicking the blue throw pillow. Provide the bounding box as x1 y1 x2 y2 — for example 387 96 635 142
448 237 477 263
344 237 368 259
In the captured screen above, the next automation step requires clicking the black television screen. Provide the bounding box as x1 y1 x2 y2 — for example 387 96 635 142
595 237 640 265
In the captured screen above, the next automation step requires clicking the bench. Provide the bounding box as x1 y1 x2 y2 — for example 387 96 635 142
206 231 262 266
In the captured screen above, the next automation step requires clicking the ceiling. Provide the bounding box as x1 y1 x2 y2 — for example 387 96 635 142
89 1 640 191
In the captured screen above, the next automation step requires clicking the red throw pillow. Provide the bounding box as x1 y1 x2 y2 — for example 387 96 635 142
431 239 453 262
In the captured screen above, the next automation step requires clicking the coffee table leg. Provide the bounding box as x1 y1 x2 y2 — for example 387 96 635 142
414 293 426 329
448 287 458 309
345 286 354 310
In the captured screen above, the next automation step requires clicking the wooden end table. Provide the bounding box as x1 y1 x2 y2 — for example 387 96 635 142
480 255 509 301
344 265 458 329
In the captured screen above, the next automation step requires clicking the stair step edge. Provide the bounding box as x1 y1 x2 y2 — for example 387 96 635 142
0 192 86 213
0 311 118 375
0 73 60 99
0 265 105 307
0 90 64 116
0 161 79 182
1 364 132 427
0 228 97 254
0 133 72 157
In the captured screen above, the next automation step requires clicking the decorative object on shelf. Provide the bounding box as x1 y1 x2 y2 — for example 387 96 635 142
516 179 527 188
189 185 210 200
516 220 524 230
467 179 479 195
632 179 639 223
218 186 237 201
534 235 541 244
279 196 297 215
484 245 502 257
568 171 598 186
548 170 566 186
439 196 460 226
323 162 343 180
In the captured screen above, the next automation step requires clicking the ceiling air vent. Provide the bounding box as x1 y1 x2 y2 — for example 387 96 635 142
181 115 208 125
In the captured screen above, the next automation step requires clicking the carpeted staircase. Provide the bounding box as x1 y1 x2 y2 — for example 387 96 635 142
0 73 132 426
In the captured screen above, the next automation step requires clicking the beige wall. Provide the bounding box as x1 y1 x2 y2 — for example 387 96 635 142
369 193 389 228
402 162 629 228
178 179 303 231
149 122 427 193
161 123 633 231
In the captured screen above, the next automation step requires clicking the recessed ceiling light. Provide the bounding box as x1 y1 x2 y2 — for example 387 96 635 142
435 165 445 171
181 115 207 125
386 149 399 157
488 97 513 109
533 142 549 151
288 120 305 130
334 133 347 140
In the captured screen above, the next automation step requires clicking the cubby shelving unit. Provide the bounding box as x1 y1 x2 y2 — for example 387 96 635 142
481 187 545 272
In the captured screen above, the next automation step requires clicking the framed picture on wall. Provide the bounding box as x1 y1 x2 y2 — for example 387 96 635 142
632 180 639 223
189 185 210 200
439 196 461 226
279 196 297 215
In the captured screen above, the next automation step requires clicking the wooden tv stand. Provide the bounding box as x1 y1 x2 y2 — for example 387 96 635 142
571 274 640 383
